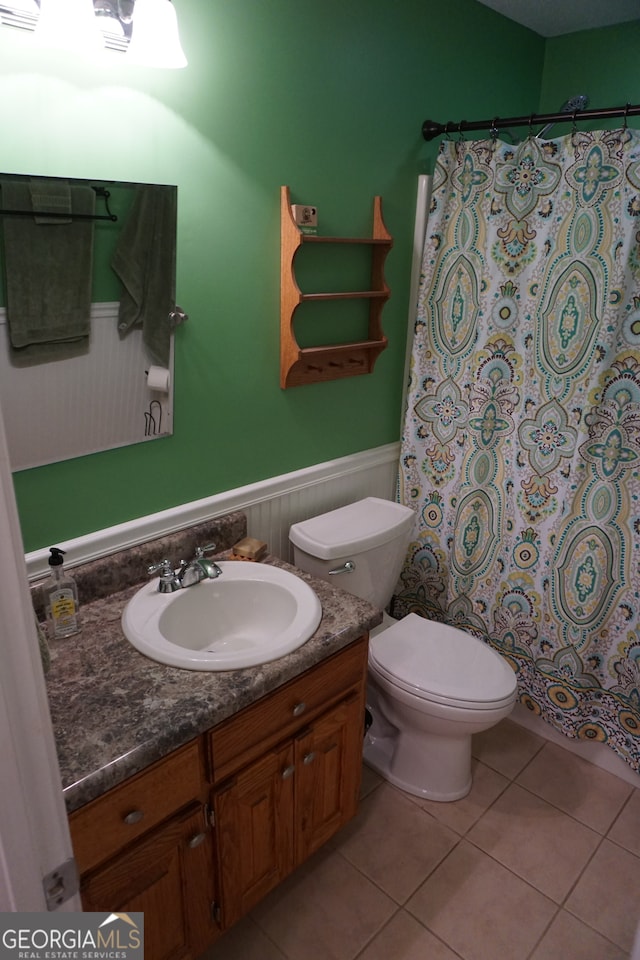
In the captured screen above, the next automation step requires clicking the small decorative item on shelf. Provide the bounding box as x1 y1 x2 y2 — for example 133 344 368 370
291 203 318 236
280 185 393 388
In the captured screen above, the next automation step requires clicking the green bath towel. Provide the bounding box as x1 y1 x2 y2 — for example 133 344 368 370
0 178 95 364
111 183 177 368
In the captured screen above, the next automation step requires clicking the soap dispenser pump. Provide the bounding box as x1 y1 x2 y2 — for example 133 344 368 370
45 547 80 639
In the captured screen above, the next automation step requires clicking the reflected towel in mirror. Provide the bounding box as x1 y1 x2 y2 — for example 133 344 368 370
111 184 176 368
0 178 95 364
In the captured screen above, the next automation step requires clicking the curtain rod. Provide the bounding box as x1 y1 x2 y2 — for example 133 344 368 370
422 102 640 141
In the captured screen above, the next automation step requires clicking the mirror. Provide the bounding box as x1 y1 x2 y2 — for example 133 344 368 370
0 175 179 470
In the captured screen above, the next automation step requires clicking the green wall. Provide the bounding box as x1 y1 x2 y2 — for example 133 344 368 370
540 21 640 117
2 0 546 552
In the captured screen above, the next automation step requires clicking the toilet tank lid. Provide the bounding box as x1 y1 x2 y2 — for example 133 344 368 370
289 497 414 560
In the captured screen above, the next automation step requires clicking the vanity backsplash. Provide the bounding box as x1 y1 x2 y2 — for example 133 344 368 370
31 511 247 616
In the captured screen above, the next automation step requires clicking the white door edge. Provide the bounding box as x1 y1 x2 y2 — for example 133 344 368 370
0 400 80 912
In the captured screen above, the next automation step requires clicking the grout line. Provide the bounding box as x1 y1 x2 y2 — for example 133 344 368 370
605 831 640 860
349 907 402 960
461 830 561 905
334 814 466 908
471 734 547 782
523 902 562 960
562 897 634 954
506 778 606 835
558 831 605 908
606 787 637 839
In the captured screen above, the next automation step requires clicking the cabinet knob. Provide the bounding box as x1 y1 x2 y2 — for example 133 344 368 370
303 751 316 765
282 764 296 779
188 832 207 849
122 810 144 825
292 702 306 717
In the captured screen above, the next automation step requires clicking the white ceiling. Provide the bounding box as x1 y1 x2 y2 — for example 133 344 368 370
475 0 640 37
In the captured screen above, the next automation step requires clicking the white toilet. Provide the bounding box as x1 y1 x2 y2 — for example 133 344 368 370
289 497 518 801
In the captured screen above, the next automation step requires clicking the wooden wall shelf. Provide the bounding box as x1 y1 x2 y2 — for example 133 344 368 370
280 185 393 388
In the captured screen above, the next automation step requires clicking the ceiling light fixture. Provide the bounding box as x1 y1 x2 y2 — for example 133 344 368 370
93 0 125 37
127 0 186 68
0 0 187 66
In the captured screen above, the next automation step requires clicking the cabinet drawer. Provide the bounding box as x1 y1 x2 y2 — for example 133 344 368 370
69 738 204 875
210 636 368 783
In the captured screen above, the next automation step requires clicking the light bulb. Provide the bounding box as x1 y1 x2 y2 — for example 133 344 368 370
35 0 104 53
127 0 187 69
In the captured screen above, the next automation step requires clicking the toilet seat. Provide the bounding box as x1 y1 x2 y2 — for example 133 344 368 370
369 613 517 710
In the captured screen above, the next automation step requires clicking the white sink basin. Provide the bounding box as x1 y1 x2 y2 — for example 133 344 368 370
122 562 322 670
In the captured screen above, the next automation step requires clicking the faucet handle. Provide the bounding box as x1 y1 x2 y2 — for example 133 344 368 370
148 558 181 593
195 543 217 558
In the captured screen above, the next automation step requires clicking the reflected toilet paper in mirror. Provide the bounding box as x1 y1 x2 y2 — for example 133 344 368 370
147 365 171 393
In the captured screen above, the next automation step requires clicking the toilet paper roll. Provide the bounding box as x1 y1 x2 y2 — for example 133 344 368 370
147 365 171 393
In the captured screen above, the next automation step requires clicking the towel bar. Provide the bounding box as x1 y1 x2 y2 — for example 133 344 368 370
0 186 117 222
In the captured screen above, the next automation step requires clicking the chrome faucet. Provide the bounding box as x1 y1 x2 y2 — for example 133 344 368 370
177 545 223 587
148 544 222 593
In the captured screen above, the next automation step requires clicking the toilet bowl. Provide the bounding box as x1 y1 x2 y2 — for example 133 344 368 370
289 498 518 801
366 612 517 800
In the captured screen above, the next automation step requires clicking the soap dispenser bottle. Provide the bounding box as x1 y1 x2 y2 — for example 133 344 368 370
45 547 80 639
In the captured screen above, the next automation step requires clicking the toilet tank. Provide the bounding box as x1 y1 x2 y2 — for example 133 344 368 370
289 497 414 609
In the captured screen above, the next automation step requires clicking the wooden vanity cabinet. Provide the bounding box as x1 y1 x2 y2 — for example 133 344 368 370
294 692 363 862
78 803 218 960
69 739 220 960
213 741 295 927
67 636 368 957
210 637 367 928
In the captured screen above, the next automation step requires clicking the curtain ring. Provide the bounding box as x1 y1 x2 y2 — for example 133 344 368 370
444 121 452 141
623 102 631 130
490 117 499 141
572 110 578 135
528 113 535 138
457 120 465 141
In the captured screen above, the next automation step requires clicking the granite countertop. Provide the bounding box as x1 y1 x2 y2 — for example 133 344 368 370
42 513 381 814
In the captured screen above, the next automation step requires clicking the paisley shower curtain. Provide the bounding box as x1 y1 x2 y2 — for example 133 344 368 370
395 127 640 774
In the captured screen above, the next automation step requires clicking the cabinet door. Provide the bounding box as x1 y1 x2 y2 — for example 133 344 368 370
214 741 295 929
80 804 218 960
295 694 363 865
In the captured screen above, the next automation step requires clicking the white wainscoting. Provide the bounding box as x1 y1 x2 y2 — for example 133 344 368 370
25 442 401 581
0 303 173 471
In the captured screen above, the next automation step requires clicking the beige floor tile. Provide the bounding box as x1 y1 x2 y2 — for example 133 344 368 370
358 910 461 960
361 762 383 799
516 742 632 833
204 917 286 960
413 759 510 835
335 782 458 903
529 909 627 960
608 787 640 856
251 846 396 960
566 838 640 952
472 717 545 779
406 840 556 960
467 783 600 902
